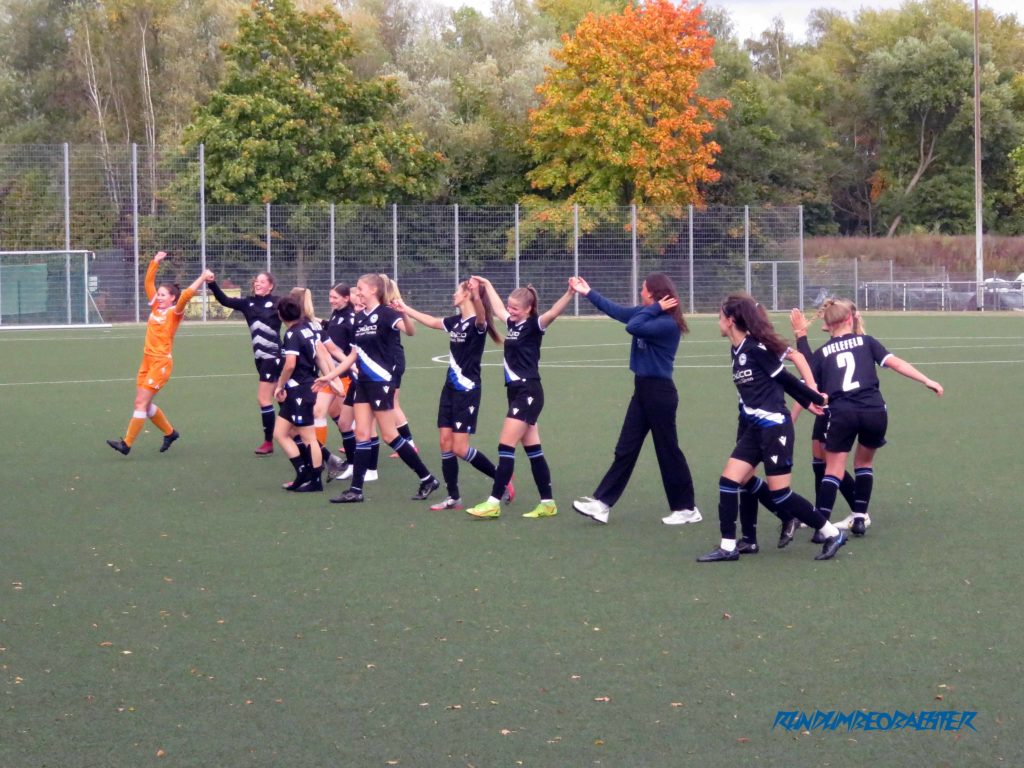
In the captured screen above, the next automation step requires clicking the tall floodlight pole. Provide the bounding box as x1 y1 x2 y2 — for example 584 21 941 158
973 0 984 310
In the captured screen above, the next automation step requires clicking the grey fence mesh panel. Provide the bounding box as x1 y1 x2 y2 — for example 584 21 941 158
515 204 575 313
637 208 689 312
0 145 65 251
334 204 393 302
450 206 517 318
574 206 633 315
394 204 454 313
691 207 746 312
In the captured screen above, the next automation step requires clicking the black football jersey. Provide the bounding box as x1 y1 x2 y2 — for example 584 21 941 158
731 336 790 426
282 321 319 387
442 314 487 391
352 305 402 383
502 316 544 384
810 333 891 410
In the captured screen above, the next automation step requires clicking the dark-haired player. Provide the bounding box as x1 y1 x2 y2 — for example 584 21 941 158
570 273 699 527
697 293 846 562
107 251 211 456
273 295 327 492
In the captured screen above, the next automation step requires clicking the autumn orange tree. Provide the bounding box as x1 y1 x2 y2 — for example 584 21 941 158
526 0 729 208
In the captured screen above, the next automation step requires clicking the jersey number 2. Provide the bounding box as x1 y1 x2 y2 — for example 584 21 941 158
837 351 860 392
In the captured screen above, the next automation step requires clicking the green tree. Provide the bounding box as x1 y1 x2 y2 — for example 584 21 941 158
186 0 441 204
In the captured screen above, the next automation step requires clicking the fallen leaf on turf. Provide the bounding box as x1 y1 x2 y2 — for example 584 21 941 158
98 641 113 647
935 695 943 701
593 696 610 702
737 737 749 743
671 702 684 708
499 728 513 736
594 739 604 746
723 613 731 620
156 749 166 758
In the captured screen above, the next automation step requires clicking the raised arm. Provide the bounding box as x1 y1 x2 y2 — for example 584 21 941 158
207 276 247 310
392 298 444 331
573 276 637 324
539 282 575 329
884 356 944 396
175 268 214 313
467 278 488 331
473 276 508 323
144 251 166 301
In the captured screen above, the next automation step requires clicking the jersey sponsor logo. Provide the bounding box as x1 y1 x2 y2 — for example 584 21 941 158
733 369 753 383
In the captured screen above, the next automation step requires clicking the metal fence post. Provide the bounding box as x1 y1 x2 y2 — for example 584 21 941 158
514 204 520 288
454 203 460 287
743 205 750 294
329 203 335 287
889 260 894 310
688 204 695 314
798 205 805 311
572 204 579 316
133 143 141 322
392 204 398 280
199 144 207 321
265 203 272 272
63 143 71 324
630 204 638 305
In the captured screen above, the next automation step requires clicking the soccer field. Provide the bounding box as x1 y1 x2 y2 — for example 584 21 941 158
1 312 1021 766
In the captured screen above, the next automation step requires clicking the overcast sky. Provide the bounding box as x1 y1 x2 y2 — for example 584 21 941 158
437 0 1020 43
704 0 1020 42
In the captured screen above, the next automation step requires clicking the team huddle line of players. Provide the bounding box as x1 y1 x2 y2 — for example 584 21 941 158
108 253 943 562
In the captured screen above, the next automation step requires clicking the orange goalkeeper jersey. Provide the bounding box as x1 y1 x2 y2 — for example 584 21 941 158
142 260 197 359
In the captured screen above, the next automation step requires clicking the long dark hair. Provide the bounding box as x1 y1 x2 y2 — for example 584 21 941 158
463 279 503 344
644 272 688 333
721 293 788 356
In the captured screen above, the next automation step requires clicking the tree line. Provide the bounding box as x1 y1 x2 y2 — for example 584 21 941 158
2 0 1023 236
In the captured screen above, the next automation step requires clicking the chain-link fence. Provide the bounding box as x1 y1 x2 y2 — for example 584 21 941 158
1 144 1011 325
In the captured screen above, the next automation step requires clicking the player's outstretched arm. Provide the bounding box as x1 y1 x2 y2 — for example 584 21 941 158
885 356 944 396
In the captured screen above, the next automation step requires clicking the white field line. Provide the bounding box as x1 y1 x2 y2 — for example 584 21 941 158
3 337 1021 387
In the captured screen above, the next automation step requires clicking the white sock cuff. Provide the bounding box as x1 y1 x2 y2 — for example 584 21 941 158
133 410 148 419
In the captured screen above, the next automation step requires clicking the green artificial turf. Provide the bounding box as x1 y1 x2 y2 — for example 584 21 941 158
0 313 1021 767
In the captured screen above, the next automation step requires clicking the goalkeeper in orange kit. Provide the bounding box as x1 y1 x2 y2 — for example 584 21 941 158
107 251 213 456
